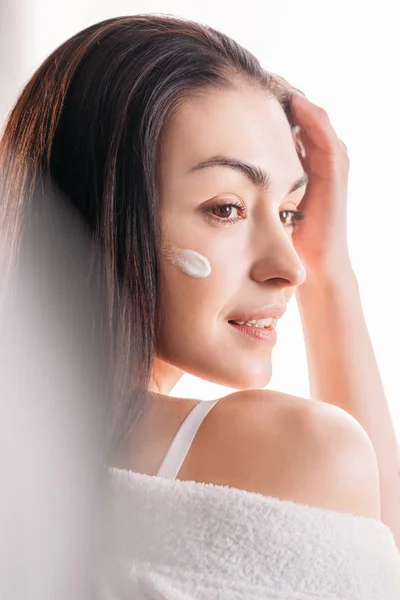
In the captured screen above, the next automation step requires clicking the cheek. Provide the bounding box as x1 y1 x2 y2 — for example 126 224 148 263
156 250 242 332
155 259 213 361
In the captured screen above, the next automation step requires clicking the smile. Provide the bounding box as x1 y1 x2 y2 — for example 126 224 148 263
229 317 278 329
228 321 277 344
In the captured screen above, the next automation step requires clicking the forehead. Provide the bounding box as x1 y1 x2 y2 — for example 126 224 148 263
159 83 297 175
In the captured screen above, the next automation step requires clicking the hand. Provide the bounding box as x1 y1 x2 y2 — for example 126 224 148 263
271 74 353 280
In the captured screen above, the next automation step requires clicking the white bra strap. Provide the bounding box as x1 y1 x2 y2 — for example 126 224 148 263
156 398 222 480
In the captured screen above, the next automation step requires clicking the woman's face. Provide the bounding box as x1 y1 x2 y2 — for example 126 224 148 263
154 82 307 392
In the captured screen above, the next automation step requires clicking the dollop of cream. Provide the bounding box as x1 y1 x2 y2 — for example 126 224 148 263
162 246 211 278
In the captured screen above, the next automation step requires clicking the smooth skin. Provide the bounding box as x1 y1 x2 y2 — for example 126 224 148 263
113 79 381 521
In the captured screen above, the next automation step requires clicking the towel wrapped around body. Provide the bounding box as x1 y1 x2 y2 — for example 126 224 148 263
98 468 400 600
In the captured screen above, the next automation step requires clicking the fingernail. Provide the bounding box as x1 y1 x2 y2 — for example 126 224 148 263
291 126 306 158
287 87 307 98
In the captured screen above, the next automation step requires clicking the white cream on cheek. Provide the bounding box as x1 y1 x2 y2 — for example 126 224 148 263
162 246 212 278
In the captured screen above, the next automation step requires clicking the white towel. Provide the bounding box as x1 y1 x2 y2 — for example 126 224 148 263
99 468 400 600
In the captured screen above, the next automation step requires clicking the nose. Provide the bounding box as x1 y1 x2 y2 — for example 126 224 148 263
250 225 307 289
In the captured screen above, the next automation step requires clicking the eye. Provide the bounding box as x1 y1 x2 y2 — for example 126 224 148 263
280 209 306 230
212 203 242 219
204 200 246 225
202 201 305 229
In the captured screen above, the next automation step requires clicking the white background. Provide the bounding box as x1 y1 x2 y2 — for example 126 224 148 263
1 0 399 441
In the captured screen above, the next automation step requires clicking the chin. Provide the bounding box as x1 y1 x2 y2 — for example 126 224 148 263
227 357 273 390
230 371 272 390
197 363 273 391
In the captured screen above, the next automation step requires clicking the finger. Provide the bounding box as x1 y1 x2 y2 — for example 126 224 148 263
267 72 307 97
287 86 307 98
267 72 344 156
267 71 291 88
291 125 307 159
290 95 340 155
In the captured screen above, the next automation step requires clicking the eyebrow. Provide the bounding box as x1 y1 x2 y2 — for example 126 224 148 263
188 155 308 195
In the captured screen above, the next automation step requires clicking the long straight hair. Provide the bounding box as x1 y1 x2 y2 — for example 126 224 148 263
0 14 293 459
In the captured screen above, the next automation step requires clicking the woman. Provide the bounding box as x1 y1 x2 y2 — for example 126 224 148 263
1 14 399 600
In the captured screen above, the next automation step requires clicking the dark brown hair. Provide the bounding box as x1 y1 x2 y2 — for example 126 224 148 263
0 14 293 459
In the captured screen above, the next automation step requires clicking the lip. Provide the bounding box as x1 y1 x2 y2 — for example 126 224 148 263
228 321 277 344
228 305 286 322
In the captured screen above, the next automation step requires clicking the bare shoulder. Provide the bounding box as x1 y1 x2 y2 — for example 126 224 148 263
181 389 381 519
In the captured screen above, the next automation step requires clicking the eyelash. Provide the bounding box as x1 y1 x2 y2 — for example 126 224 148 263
204 201 306 229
